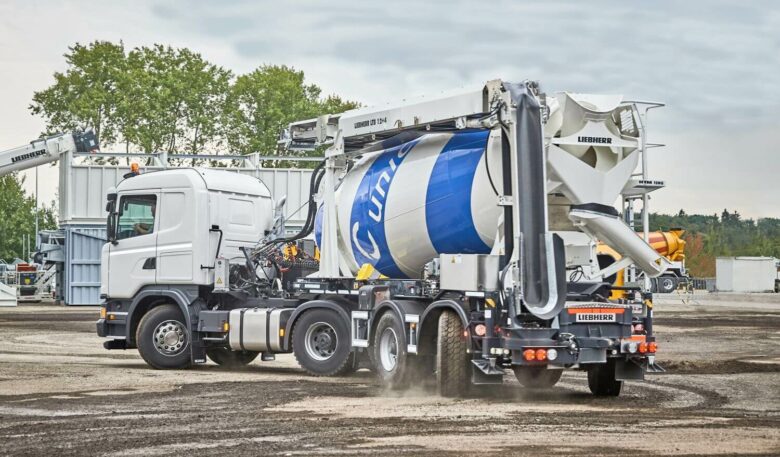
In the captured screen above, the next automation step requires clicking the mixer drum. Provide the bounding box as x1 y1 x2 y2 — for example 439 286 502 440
315 129 504 279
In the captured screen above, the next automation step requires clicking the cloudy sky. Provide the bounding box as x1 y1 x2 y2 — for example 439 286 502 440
1 0 778 218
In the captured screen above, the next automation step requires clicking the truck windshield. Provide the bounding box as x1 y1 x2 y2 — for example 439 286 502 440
116 195 157 240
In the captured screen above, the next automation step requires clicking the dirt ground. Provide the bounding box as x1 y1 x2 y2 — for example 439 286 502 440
1 293 778 456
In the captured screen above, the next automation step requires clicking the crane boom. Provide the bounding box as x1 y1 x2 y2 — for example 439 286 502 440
0 131 98 177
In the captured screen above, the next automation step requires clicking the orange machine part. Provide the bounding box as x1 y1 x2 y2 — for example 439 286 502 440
641 229 686 262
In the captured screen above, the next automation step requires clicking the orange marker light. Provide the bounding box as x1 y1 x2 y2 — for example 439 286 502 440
535 349 547 361
639 342 648 354
648 342 658 353
523 349 536 361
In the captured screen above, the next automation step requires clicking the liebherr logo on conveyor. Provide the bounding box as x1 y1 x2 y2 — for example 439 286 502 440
577 136 612 144
11 149 47 163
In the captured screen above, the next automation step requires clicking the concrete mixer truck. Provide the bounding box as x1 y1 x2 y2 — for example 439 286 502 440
97 79 669 397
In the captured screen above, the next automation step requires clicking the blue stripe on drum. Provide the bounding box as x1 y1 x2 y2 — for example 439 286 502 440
314 204 323 248
425 130 492 255
348 137 422 278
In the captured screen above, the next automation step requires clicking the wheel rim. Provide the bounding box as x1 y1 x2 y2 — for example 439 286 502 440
662 278 674 291
378 327 399 372
304 322 338 361
153 319 187 356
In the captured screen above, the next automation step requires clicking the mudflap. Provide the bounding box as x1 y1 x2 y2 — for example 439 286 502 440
191 338 207 364
615 358 646 381
647 361 666 373
471 359 505 385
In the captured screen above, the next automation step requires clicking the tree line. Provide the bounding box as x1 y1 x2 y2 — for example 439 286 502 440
29 41 358 161
649 209 780 277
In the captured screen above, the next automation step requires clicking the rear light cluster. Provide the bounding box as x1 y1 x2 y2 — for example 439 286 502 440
522 348 558 362
626 341 658 354
639 342 658 354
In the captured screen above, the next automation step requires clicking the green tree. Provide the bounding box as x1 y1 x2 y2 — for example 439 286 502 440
0 175 57 261
225 65 358 166
120 45 233 156
29 41 127 147
30 42 359 164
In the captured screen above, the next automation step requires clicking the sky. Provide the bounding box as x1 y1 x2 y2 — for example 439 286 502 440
1 0 778 218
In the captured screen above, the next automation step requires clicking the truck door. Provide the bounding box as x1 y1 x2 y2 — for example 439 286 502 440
108 192 159 298
155 190 194 284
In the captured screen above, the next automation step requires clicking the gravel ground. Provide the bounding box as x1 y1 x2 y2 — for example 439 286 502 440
0 294 778 456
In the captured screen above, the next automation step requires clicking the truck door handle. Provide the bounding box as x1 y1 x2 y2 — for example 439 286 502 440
142 258 156 270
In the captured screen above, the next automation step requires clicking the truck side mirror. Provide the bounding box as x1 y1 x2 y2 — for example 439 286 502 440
106 194 118 244
107 213 118 245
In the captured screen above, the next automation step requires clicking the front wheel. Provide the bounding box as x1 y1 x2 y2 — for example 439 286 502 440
136 304 191 370
207 348 259 367
513 366 563 389
292 309 354 376
587 360 623 397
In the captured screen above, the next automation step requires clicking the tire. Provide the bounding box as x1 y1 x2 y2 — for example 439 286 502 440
513 366 563 389
135 304 192 370
206 348 259 367
292 309 354 377
658 276 677 294
372 312 416 389
436 310 470 397
587 360 623 397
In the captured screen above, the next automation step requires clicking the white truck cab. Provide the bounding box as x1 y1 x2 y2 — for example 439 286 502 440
101 168 274 299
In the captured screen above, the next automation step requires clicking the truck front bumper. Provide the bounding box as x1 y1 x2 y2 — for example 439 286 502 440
96 318 108 337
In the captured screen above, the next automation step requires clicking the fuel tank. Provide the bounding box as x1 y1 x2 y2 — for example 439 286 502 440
315 129 503 278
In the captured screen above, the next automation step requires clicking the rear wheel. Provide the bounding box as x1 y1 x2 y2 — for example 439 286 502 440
587 360 623 397
372 312 416 389
293 309 354 376
436 310 470 397
136 304 191 370
207 348 259 367
513 366 563 389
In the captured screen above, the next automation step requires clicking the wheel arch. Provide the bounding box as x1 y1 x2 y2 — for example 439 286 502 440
418 300 469 356
370 299 428 345
126 289 194 346
283 298 351 351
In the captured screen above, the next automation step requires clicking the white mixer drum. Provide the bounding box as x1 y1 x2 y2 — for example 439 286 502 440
315 129 503 278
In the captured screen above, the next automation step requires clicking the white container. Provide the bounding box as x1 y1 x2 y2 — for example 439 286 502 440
716 257 778 292
58 160 313 230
